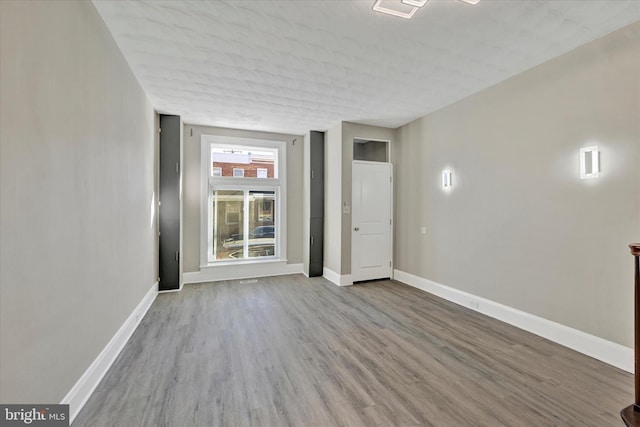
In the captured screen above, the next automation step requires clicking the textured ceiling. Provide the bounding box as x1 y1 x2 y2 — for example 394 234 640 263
92 0 640 135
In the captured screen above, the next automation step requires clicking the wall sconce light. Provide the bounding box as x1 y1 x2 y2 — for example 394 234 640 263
579 146 600 179
442 169 453 189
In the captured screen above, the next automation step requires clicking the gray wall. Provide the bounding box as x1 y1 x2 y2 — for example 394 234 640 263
182 125 303 272
0 0 157 403
394 22 640 347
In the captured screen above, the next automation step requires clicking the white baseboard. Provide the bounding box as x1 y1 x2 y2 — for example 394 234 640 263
183 262 303 284
158 278 184 293
62 282 158 424
323 267 353 287
393 270 633 373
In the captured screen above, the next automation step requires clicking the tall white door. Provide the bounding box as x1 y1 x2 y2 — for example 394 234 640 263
352 161 392 282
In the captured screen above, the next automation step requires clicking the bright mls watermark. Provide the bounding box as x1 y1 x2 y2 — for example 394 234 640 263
0 405 68 426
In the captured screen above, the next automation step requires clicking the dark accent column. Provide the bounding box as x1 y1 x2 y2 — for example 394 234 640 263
621 243 640 426
158 115 181 291
309 131 325 277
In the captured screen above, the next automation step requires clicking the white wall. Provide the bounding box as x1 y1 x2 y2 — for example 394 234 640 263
303 132 311 276
323 122 343 275
323 122 397 279
394 22 640 347
0 0 157 402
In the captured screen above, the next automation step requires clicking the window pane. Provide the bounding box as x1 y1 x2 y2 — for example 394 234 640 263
248 191 276 258
211 146 276 178
214 190 245 260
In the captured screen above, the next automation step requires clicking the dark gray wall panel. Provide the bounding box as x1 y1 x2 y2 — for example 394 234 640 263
159 115 181 290
309 131 324 277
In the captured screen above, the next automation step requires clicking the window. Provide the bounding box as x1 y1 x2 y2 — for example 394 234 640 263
215 191 276 260
201 135 286 265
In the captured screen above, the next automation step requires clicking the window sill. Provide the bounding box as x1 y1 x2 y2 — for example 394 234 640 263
201 258 287 269
185 259 300 284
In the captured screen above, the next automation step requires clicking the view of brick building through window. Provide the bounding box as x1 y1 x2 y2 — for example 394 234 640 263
211 149 275 178
212 161 274 178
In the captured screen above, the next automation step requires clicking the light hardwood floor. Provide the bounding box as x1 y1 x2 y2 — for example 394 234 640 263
73 275 633 426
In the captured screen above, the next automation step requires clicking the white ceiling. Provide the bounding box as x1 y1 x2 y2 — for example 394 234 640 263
92 0 640 135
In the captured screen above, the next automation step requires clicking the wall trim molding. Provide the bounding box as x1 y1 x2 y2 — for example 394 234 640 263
393 269 633 373
183 262 303 284
62 281 158 424
323 267 353 287
158 280 184 294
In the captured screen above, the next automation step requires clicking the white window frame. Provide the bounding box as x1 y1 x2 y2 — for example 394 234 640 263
257 168 268 179
200 135 287 266
212 167 222 177
232 168 245 177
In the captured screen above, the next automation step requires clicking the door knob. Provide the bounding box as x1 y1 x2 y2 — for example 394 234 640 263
354 227 360 231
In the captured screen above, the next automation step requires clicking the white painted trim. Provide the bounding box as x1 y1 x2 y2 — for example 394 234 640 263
200 136 287 264
393 270 633 373
183 262 303 284
323 267 353 287
200 139 210 267
62 282 158 424
353 136 391 143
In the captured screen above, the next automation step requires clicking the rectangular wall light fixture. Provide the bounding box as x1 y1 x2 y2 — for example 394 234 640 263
442 169 453 189
579 146 600 179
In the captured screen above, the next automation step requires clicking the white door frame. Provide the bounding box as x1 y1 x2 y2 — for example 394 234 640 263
351 160 394 282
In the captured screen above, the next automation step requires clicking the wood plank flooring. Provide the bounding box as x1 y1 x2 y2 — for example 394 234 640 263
73 275 634 426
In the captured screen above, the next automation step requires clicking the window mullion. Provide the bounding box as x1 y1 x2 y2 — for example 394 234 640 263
210 186 216 261
243 189 250 259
